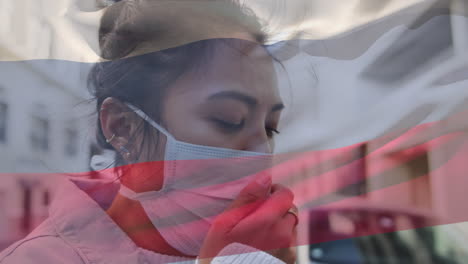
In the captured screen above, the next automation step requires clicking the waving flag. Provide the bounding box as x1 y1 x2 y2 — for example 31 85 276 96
1 0 468 263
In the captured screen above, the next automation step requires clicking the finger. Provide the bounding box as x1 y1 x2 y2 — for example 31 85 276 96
237 184 294 229
226 171 272 211
277 216 298 247
256 184 294 220
280 216 298 248
283 214 297 232
213 172 272 230
280 213 298 235
283 204 299 228
291 225 298 248
261 217 296 250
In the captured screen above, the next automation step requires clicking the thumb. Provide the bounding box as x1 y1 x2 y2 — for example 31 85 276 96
214 172 272 231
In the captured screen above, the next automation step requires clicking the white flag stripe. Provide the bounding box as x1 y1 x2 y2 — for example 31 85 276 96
0 0 429 62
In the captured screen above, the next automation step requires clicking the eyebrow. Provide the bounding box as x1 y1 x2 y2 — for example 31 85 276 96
208 90 284 112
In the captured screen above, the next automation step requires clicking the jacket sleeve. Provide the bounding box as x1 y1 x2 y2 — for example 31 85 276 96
0 236 85 264
198 243 286 264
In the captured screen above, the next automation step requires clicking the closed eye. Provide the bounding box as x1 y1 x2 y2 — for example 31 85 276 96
266 127 280 138
212 118 245 132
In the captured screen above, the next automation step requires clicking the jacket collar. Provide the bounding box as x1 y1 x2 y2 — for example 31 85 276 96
49 177 192 264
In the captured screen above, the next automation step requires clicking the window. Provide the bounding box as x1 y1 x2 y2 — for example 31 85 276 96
43 190 50 206
337 144 368 197
30 115 50 152
96 0 118 8
0 102 7 143
64 126 78 157
0 1 13 34
12 1 27 45
21 185 32 233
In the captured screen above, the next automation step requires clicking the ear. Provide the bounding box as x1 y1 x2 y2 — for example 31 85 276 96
100 97 141 161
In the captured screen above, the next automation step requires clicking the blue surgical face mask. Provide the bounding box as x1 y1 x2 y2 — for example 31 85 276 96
119 103 273 256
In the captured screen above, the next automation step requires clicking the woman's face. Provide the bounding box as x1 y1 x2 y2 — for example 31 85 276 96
101 42 282 191
156 43 283 155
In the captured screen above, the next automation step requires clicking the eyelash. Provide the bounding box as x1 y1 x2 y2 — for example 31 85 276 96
213 119 280 138
266 127 280 138
213 119 245 132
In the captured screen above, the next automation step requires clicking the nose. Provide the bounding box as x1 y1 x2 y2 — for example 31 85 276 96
244 130 273 154
247 141 272 153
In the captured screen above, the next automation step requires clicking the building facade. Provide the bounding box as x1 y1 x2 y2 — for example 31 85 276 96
0 0 96 248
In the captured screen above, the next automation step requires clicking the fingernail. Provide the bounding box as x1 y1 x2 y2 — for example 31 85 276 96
256 173 271 188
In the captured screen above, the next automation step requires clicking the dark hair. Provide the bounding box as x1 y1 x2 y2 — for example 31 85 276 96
87 0 269 165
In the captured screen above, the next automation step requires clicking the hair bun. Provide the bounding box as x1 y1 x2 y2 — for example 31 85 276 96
98 0 266 60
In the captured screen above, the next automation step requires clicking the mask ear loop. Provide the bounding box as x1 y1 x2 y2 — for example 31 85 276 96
119 182 165 200
125 102 174 140
124 102 176 189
